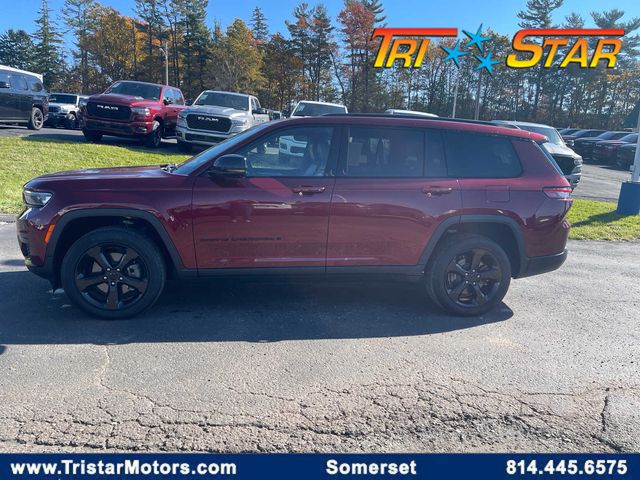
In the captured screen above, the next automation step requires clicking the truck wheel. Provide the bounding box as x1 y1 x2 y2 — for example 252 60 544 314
65 113 78 130
60 227 166 320
144 120 163 148
426 234 511 317
177 140 191 152
83 129 102 143
27 107 44 130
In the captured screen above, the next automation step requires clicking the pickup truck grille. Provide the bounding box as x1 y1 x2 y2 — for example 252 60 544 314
186 114 231 132
86 102 131 121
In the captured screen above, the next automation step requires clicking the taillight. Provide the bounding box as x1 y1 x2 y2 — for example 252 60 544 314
543 187 572 199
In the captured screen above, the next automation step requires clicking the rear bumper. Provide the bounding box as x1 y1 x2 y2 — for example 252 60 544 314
518 248 568 278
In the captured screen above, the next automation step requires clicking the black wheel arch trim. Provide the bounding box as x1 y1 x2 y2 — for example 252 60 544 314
418 214 528 278
45 208 186 278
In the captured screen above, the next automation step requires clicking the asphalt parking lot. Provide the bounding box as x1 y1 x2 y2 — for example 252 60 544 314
0 221 638 453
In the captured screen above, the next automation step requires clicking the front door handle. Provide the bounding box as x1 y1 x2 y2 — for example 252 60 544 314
292 186 327 195
422 186 453 197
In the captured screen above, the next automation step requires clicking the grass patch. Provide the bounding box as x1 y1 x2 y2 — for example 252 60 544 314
0 136 189 214
568 199 640 241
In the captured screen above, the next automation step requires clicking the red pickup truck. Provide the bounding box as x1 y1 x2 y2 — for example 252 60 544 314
80 80 186 148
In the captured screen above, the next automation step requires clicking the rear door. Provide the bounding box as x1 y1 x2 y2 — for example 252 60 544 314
192 124 338 270
327 126 461 269
10 74 32 121
0 70 17 120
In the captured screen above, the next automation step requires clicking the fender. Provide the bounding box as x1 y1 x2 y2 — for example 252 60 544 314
417 214 527 277
46 208 186 272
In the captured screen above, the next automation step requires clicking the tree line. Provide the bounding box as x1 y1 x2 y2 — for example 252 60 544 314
0 0 639 128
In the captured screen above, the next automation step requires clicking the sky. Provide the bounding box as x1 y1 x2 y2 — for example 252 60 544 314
2 0 640 47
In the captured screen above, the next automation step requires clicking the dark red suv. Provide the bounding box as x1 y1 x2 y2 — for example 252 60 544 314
17 115 572 319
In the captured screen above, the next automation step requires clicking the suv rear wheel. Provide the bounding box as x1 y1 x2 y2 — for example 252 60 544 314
427 235 511 316
60 227 166 319
27 107 44 130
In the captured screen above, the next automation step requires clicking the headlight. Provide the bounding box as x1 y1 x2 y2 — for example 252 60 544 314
178 111 186 119
23 189 53 207
131 107 151 116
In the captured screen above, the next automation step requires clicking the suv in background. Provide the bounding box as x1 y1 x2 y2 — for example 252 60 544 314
80 80 185 148
17 115 571 319
493 120 582 189
45 93 87 129
290 100 348 117
176 90 270 150
0 65 48 130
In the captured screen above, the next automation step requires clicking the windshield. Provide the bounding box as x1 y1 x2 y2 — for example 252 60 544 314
518 125 563 145
105 81 162 100
194 92 249 111
174 123 271 175
596 131 628 140
49 94 77 104
620 134 638 143
292 102 346 116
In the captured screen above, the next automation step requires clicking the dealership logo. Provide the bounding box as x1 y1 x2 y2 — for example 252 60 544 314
197 116 219 122
97 104 119 111
372 26 624 74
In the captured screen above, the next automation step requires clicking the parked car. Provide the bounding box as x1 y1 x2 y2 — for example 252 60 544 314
176 90 270 151
269 110 283 120
573 131 629 160
45 93 88 129
616 143 637 170
592 133 638 164
79 80 185 148
385 109 438 117
290 100 348 117
493 120 582 189
0 65 48 130
18 115 572 319
559 128 582 147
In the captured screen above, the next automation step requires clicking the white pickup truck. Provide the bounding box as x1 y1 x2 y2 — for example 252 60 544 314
176 90 270 150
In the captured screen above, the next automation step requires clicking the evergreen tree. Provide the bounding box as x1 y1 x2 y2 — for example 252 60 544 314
286 3 312 98
135 0 166 83
0 29 36 70
250 6 269 44
31 0 66 89
177 0 210 97
62 0 98 93
308 4 336 101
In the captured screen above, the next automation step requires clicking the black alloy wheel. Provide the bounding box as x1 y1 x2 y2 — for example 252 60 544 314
444 248 502 308
28 107 44 130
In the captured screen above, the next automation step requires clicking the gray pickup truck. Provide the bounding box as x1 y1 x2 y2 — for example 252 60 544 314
176 90 270 150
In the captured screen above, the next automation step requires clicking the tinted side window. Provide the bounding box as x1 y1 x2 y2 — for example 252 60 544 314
162 88 172 104
345 127 424 177
11 75 29 90
235 126 334 177
444 131 522 178
0 71 9 84
172 88 184 105
425 129 447 177
29 79 43 92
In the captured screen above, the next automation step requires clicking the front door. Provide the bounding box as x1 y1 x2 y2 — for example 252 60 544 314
192 125 338 270
327 126 462 268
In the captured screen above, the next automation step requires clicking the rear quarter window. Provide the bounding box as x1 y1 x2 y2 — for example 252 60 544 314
444 131 522 178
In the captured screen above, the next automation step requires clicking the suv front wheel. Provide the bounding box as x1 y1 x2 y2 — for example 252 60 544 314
427 235 511 317
60 227 166 319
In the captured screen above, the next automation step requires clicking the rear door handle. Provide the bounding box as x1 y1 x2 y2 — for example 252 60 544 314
422 186 453 197
292 186 327 195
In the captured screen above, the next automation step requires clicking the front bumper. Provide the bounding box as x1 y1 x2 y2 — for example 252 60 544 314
176 125 246 146
16 208 56 281
82 117 154 137
518 248 568 278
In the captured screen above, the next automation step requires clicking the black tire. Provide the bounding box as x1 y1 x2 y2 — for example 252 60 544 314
144 120 163 148
64 113 78 130
60 227 166 319
426 234 511 317
177 140 191 152
83 129 102 143
27 107 44 130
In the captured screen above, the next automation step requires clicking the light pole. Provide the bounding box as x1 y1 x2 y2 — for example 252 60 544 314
616 106 640 215
156 39 169 85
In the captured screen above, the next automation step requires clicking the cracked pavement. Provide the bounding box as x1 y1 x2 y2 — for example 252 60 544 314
0 223 638 452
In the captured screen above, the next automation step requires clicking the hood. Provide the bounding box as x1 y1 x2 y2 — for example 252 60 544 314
595 140 628 147
26 165 170 188
543 142 580 158
575 137 603 144
182 104 248 118
87 93 157 107
619 143 637 151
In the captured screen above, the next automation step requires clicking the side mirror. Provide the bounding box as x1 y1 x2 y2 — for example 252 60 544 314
253 108 267 115
209 154 247 177
163 98 172 105
0 81 10 89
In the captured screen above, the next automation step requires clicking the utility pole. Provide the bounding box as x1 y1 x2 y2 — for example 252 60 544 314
156 39 169 85
474 70 483 120
451 71 460 118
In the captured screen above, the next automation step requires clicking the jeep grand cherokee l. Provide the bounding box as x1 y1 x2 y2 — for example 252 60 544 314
80 80 185 148
17 115 572 319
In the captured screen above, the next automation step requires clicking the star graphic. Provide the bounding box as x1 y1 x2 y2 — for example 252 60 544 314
474 50 500 75
441 40 469 67
463 24 491 53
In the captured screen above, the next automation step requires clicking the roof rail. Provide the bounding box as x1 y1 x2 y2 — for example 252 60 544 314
322 112 497 126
